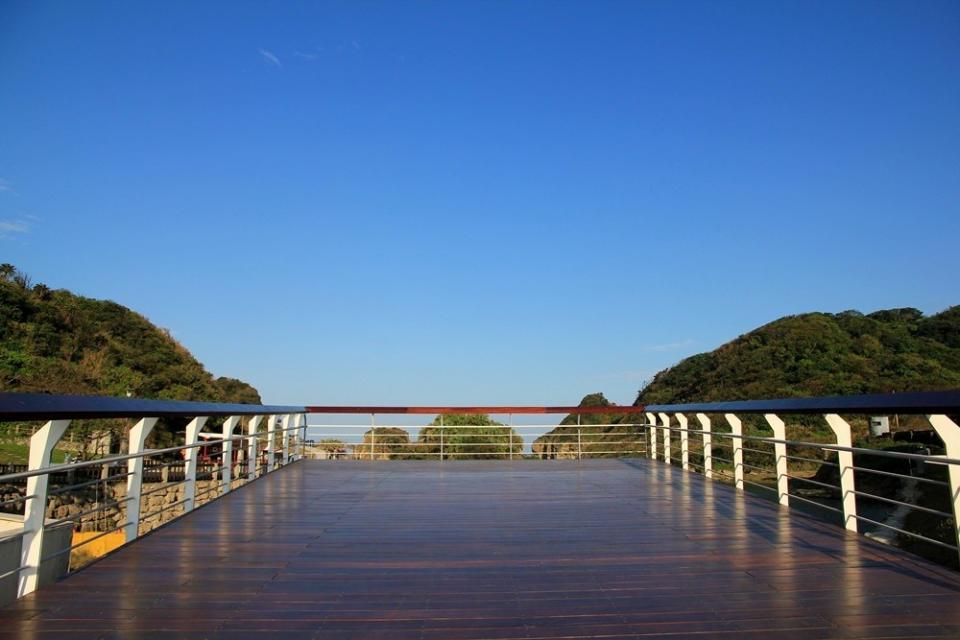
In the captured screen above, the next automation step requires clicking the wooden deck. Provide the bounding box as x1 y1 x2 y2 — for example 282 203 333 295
2 459 959 639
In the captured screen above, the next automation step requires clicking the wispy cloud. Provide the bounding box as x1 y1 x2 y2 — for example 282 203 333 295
351 40 361 50
0 219 30 239
258 48 282 68
0 179 17 195
293 51 319 61
644 338 695 352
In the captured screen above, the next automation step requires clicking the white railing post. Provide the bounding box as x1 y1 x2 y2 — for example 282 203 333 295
724 413 744 491
247 415 262 481
287 414 298 462
300 413 308 460
646 412 657 460
574 414 581 460
266 415 277 471
676 413 689 471
125 417 159 543
928 415 960 562
221 416 239 494
281 414 292 465
183 416 207 513
18 419 70 598
294 414 302 461
764 413 789 506
697 413 712 479
825 414 858 532
658 413 672 465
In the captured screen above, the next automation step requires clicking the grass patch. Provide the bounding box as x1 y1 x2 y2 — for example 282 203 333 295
0 442 68 465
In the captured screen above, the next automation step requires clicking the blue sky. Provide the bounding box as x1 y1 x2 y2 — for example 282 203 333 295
1 1 958 407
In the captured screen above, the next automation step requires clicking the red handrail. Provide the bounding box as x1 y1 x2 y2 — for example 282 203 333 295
305 405 645 415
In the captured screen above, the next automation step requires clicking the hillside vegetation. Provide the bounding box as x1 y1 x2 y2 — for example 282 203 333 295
538 307 959 457
355 415 524 459
533 393 644 458
636 307 960 405
0 264 259 403
623 306 960 568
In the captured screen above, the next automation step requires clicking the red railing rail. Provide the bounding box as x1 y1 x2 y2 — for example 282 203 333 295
305 405 646 415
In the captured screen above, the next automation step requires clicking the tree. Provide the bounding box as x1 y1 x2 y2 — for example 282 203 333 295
12 270 31 290
533 393 646 459
0 264 264 462
355 427 412 459
635 307 960 406
418 414 523 459
215 377 262 404
313 439 347 459
32 283 51 301
0 264 32 288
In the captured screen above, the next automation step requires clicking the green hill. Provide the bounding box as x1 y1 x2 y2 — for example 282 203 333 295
625 306 960 568
533 393 645 458
0 264 260 403
537 307 960 456
635 307 960 405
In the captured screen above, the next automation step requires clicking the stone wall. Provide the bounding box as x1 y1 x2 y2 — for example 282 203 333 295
1 479 222 535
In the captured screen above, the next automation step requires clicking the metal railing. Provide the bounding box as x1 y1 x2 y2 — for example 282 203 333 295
2 389 960 604
305 422 648 460
305 393 960 568
0 392 307 599
641 390 960 566
304 405 648 461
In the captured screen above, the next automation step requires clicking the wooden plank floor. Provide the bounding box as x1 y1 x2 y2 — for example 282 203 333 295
2 459 959 639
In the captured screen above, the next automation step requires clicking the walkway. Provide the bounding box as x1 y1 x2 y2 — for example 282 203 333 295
1 459 959 639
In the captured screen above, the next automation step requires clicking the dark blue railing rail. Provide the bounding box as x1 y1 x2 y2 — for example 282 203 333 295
0 392 304 421
646 390 960 414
